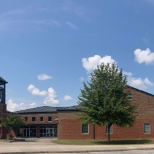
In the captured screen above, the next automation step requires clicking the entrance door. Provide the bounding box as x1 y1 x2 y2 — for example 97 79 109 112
24 128 30 137
22 126 36 138
40 125 57 138
46 128 54 137
49 128 54 137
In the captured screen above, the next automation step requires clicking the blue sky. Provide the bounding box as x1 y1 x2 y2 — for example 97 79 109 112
0 0 154 112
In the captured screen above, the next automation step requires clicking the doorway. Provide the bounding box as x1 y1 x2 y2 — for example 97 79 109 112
40 125 57 137
22 126 36 137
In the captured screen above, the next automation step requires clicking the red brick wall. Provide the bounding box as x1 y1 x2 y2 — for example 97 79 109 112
0 104 7 113
95 119 154 140
58 87 154 140
0 104 10 139
20 113 58 124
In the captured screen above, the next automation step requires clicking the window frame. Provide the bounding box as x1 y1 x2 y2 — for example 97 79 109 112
144 123 151 134
127 92 133 100
48 116 52 122
32 117 36 122
24 117 28 122
82 124 89 134
40 117 44 122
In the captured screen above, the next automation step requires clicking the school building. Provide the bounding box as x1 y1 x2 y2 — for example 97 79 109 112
1 76 154 140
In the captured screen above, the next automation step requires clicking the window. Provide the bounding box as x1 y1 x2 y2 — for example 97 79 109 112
32 117 36 122
82 124 89 134
48 116 52 121
40 117 44 122
106 125 112 134
144 123 150 134
127 92 132 100
24 117 28 121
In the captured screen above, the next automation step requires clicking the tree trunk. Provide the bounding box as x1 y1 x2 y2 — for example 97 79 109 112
93 124 95 140
107 125 111 144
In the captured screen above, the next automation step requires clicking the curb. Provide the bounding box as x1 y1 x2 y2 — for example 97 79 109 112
0 148 154 154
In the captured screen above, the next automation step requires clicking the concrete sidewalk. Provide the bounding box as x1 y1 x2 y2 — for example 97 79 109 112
0 138 154 153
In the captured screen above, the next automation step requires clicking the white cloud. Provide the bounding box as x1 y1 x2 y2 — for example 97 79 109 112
38 74 52 80
28 83 59 106
44 87 59 105
124 71 154 90
28 84 47 96
144 78 154 86
7 99 37 112
82 55 116 72
134 48 154 65
7 99 19 112
64 95 73 101
30 103 37 108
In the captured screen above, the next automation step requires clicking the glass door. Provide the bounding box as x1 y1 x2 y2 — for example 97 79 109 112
49 128 54 137
23 128 30 137
40 125 57 138
54 128 57 137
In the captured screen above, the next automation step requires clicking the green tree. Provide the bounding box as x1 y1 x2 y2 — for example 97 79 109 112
2 114 26 138
78 63 138 143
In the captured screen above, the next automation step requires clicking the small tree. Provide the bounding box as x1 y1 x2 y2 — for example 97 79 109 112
2 114 26 138
78 63 138 143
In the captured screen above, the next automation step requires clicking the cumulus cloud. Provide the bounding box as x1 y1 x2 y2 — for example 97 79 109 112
28 84 47 96
37 74 52 80
134 48 154 65
44 87 59 105
7 99 37 112
64 95 73 101
7 99 19 112
82 55 116 72
124 71 154 90
28 84 59 106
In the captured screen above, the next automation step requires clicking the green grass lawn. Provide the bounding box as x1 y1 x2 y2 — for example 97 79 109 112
52 139 154 145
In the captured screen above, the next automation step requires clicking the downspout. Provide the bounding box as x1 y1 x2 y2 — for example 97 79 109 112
92 124 95 140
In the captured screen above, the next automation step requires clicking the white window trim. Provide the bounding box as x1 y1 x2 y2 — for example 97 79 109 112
127 92 133 100
144 122 151 134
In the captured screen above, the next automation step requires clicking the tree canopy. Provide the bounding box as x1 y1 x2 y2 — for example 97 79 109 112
78 63 138 143
2 114 26 129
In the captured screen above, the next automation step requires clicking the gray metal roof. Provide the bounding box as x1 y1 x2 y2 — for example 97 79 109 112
15 105 79 114
0 77 8 85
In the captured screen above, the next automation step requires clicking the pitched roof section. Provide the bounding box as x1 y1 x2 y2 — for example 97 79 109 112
0 77 8 85
126 85 154 97
15 105 78 114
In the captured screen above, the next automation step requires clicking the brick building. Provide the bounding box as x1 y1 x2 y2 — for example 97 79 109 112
15 86 154 140
1 76 154 140
15 106 77 138
53 86 154 140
